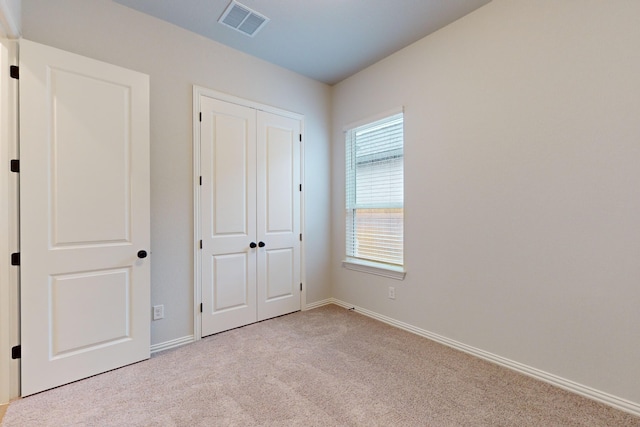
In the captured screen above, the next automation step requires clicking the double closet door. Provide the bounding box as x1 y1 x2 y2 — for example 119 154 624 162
199 95 302 336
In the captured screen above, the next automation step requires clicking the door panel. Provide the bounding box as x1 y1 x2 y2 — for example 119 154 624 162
256 111 301 321
265 249 294 300
212 114 250 235
266 127 294 232
51 268 131 357
200 96 257 336
50 68 131 246
20 39 150 396
212 253 249 311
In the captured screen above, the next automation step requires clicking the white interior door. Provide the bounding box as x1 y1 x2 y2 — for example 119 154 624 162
19 39 150 396
199 94 301 337
256 111 301 321
200 96 257 336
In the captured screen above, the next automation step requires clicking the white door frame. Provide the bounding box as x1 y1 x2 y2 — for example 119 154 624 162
192 86 306 340
0 37 19 405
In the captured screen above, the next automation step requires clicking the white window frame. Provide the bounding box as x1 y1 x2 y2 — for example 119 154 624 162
343 108 406 280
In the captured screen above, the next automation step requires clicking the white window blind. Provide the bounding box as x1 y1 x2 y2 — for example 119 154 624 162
346 112 404 266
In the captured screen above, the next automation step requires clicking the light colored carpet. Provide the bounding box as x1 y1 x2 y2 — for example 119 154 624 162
2 304 638 426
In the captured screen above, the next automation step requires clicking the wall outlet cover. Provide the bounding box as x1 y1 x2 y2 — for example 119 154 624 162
153 305 164 320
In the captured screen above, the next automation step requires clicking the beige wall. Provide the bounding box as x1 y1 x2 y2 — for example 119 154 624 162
0 0 21 38
12 0 640 413
21 0 333 346
332 0 640 406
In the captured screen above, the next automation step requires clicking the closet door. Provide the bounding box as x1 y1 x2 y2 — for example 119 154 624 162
200 96 257 336
199 94 301 337
256 111 301 321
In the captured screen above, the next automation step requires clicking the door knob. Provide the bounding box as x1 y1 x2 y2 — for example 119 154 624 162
137 250 148 259
249 242 257 248
258 241 265 248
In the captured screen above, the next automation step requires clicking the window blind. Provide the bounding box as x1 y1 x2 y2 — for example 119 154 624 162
346 113 404 266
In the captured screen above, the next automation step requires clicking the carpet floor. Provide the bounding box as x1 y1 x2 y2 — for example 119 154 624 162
2 304 639 426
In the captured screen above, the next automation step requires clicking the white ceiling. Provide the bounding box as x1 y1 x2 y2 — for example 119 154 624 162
113 0 491 85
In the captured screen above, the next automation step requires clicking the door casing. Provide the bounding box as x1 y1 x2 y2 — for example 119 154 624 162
192 86 306 340
0 37 19 405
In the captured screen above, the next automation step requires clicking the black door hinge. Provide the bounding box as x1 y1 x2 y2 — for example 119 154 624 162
10 65 18 79
199 176 202 185
11 345 21 359
299 234 302 241
10 159 19 173
10 253 20 266
199 112 202 122
299 184 302 192
300 283 302 291
299 134 302 142
200 303 203 313
199 240 203 249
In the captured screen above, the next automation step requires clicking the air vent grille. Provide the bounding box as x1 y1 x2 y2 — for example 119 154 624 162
219 1 269 37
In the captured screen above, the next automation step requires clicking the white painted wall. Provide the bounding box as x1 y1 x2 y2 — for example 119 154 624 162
332 0 640 406
20 0 332 346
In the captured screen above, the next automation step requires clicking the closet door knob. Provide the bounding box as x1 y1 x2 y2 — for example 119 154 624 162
249 242 257 248
258 241 265 248
137 250 148 259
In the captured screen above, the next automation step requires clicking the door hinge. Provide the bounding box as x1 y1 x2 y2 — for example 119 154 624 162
10 159 19 173
199 176 202 186
299 184 302 192
299 234 302 241
200 303 203 313
199 240 203 249
9 65 18 79
199 112 202 122
299 134 302 142
11 345 21 359
10 253 20 266
300 283 302 291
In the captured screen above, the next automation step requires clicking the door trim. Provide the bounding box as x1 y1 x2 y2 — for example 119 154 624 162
0 37 19 404
192 85 305 340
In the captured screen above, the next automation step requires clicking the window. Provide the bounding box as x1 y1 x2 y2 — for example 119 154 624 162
345 111 405 278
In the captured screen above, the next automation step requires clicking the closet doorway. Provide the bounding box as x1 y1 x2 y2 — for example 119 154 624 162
194 88 303 337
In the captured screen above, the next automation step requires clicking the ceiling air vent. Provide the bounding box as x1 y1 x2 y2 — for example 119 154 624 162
218 1 270 37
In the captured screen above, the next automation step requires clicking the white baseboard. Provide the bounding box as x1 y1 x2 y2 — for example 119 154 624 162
330 298 640 418
150 335 195 355
150 298 332 355
303 298 334 311
151 298 335 354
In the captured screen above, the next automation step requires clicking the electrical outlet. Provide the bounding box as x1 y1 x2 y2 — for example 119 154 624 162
388 286 396 299
153 305 164 320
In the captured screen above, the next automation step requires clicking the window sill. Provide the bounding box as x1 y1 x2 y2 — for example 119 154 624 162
342 259 406 280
